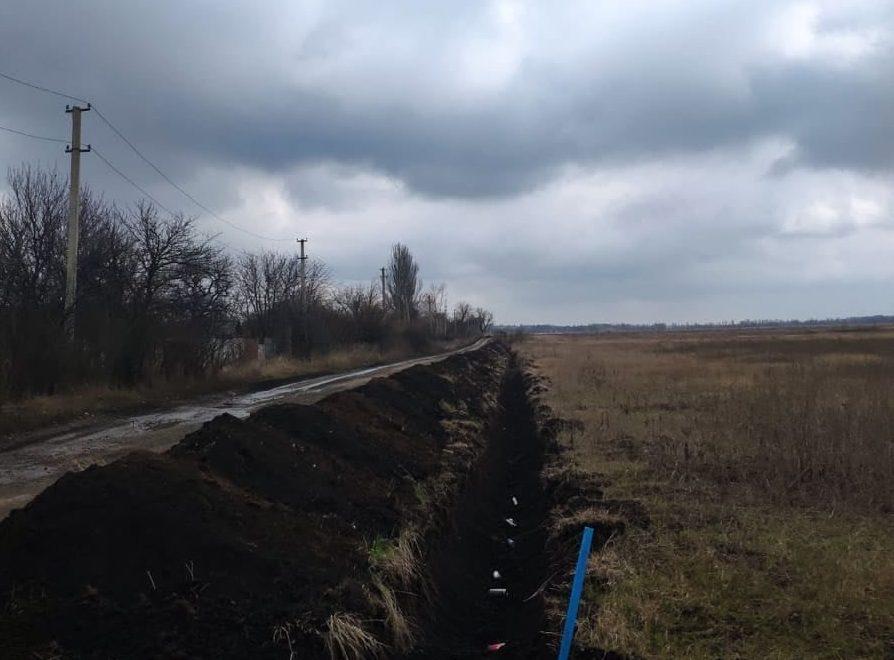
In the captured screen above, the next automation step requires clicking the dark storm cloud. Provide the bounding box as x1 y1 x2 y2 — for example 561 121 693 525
2 1 894 326
752 57 894 173
1 1 892 199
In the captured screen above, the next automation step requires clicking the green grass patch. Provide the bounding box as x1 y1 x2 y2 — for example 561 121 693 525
367 536 395 566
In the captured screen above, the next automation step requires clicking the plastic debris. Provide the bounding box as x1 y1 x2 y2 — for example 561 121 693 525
505 517 517 527
511 496 519 506
488 588 508 596
486 642 507 652
506 538 515 548
492 570 502 579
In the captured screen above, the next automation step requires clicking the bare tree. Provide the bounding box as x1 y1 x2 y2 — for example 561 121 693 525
334 283 385 343
386 243 421 322
452 301 473 337
0 166 67 311
289 258 331 355
420 283 448 338
0 166 67 396
235 251 302 340
473 307 494 334
117 203 231 383
295 259 331 310
0 164 495 401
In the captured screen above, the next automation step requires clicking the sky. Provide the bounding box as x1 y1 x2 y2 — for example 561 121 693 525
1 0 893 324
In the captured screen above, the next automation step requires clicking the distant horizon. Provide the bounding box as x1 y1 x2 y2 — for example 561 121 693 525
496 313 894 331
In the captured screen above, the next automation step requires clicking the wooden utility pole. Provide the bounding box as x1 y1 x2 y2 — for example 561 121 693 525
63 103 91 339
297 238 308 353
297 238 308 283
380 267 387 309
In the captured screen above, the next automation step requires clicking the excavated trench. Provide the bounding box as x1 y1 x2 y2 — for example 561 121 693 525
411 363 552 658
0 344 576 659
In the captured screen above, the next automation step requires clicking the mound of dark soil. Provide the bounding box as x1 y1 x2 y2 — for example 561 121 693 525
0 342 508 659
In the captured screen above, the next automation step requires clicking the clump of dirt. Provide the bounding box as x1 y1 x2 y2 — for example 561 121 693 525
0 342 509 659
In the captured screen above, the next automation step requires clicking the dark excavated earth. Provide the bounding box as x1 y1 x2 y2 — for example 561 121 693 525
0 344 507 659
0 341 629 660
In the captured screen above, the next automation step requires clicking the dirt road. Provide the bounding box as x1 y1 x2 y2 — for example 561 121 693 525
0 338 489 520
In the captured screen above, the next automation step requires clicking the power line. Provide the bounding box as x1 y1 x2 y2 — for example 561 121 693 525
91 108 292 242
0 123 67 143
0 71 89 104
0 118 188 221
92 146 237 253
92 147 175 216
0 69 293 242
0 119 177 216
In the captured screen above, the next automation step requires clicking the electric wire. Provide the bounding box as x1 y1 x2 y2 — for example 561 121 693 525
92 147 175 216
0 70 293 242
90 107 292 242
0 123 67 143
0 117 189 224
0 71 88 104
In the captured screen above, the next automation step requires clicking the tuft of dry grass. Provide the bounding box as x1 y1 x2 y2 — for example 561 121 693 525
522 329 894 658
324 613 384 660
368 528 423 590
371 577 416 652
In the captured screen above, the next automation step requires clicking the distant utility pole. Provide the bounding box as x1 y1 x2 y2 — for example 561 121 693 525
297 238 308 286
380 267 387 309
297 237 308 352
63 103 91 339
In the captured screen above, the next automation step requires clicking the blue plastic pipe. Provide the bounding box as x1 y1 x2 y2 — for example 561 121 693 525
557 526 595 660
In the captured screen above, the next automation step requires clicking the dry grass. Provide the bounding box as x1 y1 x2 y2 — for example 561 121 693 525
371 577 416 652
368 528 423 589
521 329 894 658
324 613 384 660
0 342 453 439
221 344 408 383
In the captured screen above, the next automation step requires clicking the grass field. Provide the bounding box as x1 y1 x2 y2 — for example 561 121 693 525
521 329 894 659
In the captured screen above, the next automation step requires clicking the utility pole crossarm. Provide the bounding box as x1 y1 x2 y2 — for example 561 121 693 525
63 103 92 339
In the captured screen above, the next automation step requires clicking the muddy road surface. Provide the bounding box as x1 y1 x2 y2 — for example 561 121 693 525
0 338 488 519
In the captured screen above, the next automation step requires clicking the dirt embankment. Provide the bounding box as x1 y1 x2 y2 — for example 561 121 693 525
0 342 508 658
0 342 638 659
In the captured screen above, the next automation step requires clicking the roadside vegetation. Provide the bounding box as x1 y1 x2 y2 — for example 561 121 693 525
0 340 469 439
0 164 492 429
522 329 894 658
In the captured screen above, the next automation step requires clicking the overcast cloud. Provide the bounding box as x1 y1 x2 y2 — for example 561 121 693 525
1 0 893 323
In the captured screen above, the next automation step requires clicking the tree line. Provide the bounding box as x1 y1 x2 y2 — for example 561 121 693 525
0 165 493 401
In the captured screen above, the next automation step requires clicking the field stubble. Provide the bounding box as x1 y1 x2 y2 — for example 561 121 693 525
521 329 894 658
